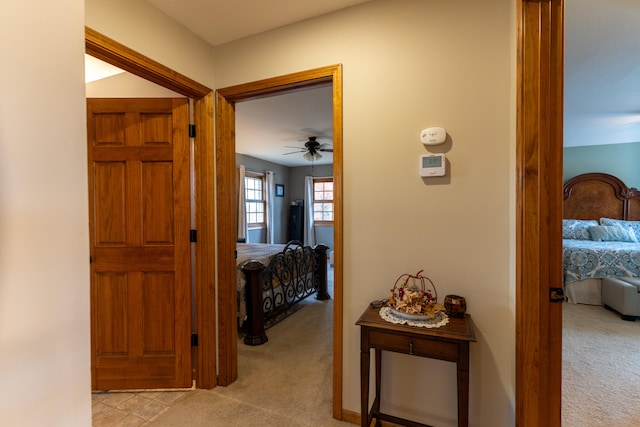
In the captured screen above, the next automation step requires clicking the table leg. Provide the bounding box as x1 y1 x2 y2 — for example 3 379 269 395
374 348 382 427
361 346 370 427
457 342 470 427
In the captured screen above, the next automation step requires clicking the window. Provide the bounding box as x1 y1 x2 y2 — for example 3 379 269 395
313 178 334 224
245 174 265 227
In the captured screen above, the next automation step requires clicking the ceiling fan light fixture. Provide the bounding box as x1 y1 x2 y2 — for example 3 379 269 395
304 151 322 162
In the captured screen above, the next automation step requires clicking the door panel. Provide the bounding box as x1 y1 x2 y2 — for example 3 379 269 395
94 162 126 244
94 273 128 356
88 98 191 390
142 162 174 244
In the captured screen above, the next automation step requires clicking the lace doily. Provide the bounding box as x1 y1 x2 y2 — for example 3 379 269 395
380 306 449 328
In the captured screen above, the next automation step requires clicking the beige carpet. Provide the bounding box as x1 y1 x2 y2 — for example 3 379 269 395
151 289 353 426
563 302 640 426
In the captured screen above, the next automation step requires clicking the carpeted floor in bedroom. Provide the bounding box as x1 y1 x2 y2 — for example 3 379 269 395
562 302 640 427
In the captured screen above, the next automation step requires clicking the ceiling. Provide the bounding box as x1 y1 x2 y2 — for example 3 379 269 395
85 0 365 167
86 0 640 156
235 86 334 167
146 0 371 46
564 0 640 147
143 0 370 167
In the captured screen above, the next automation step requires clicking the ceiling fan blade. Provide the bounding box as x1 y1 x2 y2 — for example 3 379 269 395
284 135 332 158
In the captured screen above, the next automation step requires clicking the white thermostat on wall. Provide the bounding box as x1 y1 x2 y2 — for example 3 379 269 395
419 153 446 177
420 127 447 145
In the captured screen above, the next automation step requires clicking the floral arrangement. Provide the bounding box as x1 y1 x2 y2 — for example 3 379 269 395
388 270 445 318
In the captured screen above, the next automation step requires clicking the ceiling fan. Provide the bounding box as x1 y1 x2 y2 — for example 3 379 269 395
284 136 333 162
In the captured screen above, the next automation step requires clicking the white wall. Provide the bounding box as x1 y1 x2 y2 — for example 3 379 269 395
85 0 216 89
290 165 335 249
214 1 516 425
236 154 292 243
0 1 91 426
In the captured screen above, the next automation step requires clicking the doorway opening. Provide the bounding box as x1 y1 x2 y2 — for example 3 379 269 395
215 64 344 418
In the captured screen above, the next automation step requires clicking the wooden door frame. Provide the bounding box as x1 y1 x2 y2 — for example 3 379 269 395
214 65 344 419
516 0 563 425
85 27 217 389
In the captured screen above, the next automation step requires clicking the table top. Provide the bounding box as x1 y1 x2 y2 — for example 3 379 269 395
356 304 477 342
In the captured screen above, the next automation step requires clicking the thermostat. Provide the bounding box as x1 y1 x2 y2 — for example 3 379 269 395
419 153 446 177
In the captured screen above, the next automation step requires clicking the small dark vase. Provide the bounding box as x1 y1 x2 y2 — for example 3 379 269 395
444 295 467 318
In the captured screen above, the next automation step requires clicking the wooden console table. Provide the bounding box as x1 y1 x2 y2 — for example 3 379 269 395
356 305 476 427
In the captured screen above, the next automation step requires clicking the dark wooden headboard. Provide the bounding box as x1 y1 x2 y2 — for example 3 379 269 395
563 173 640 221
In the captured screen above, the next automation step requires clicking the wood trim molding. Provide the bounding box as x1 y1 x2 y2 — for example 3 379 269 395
214 90 238 385
215 65 344 419
215 68 334 101
193 93 217 389
516 1 564 425
340 409 360 425
85 27 211 98
85 26 217 389
331 65 344 420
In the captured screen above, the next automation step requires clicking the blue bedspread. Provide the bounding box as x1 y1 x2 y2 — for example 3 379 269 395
563 239 640 284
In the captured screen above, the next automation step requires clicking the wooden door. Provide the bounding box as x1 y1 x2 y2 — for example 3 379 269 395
87 98 192 390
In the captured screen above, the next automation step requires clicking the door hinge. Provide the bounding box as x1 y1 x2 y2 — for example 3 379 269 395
189 124 196 138
191 333 199 347
190 229 197 243
550 287 565 303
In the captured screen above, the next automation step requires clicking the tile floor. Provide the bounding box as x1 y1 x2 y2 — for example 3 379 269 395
92 390 191 426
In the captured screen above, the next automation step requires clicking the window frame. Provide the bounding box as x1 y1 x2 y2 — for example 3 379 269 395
244 172 266 229
312 177 334 226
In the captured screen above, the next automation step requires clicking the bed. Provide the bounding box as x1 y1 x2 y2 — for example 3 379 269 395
236 241 329 345
562 173 640 304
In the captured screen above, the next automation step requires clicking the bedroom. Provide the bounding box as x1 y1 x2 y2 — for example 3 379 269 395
234 85 336 341
562 0 640 424
235 85 335 249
